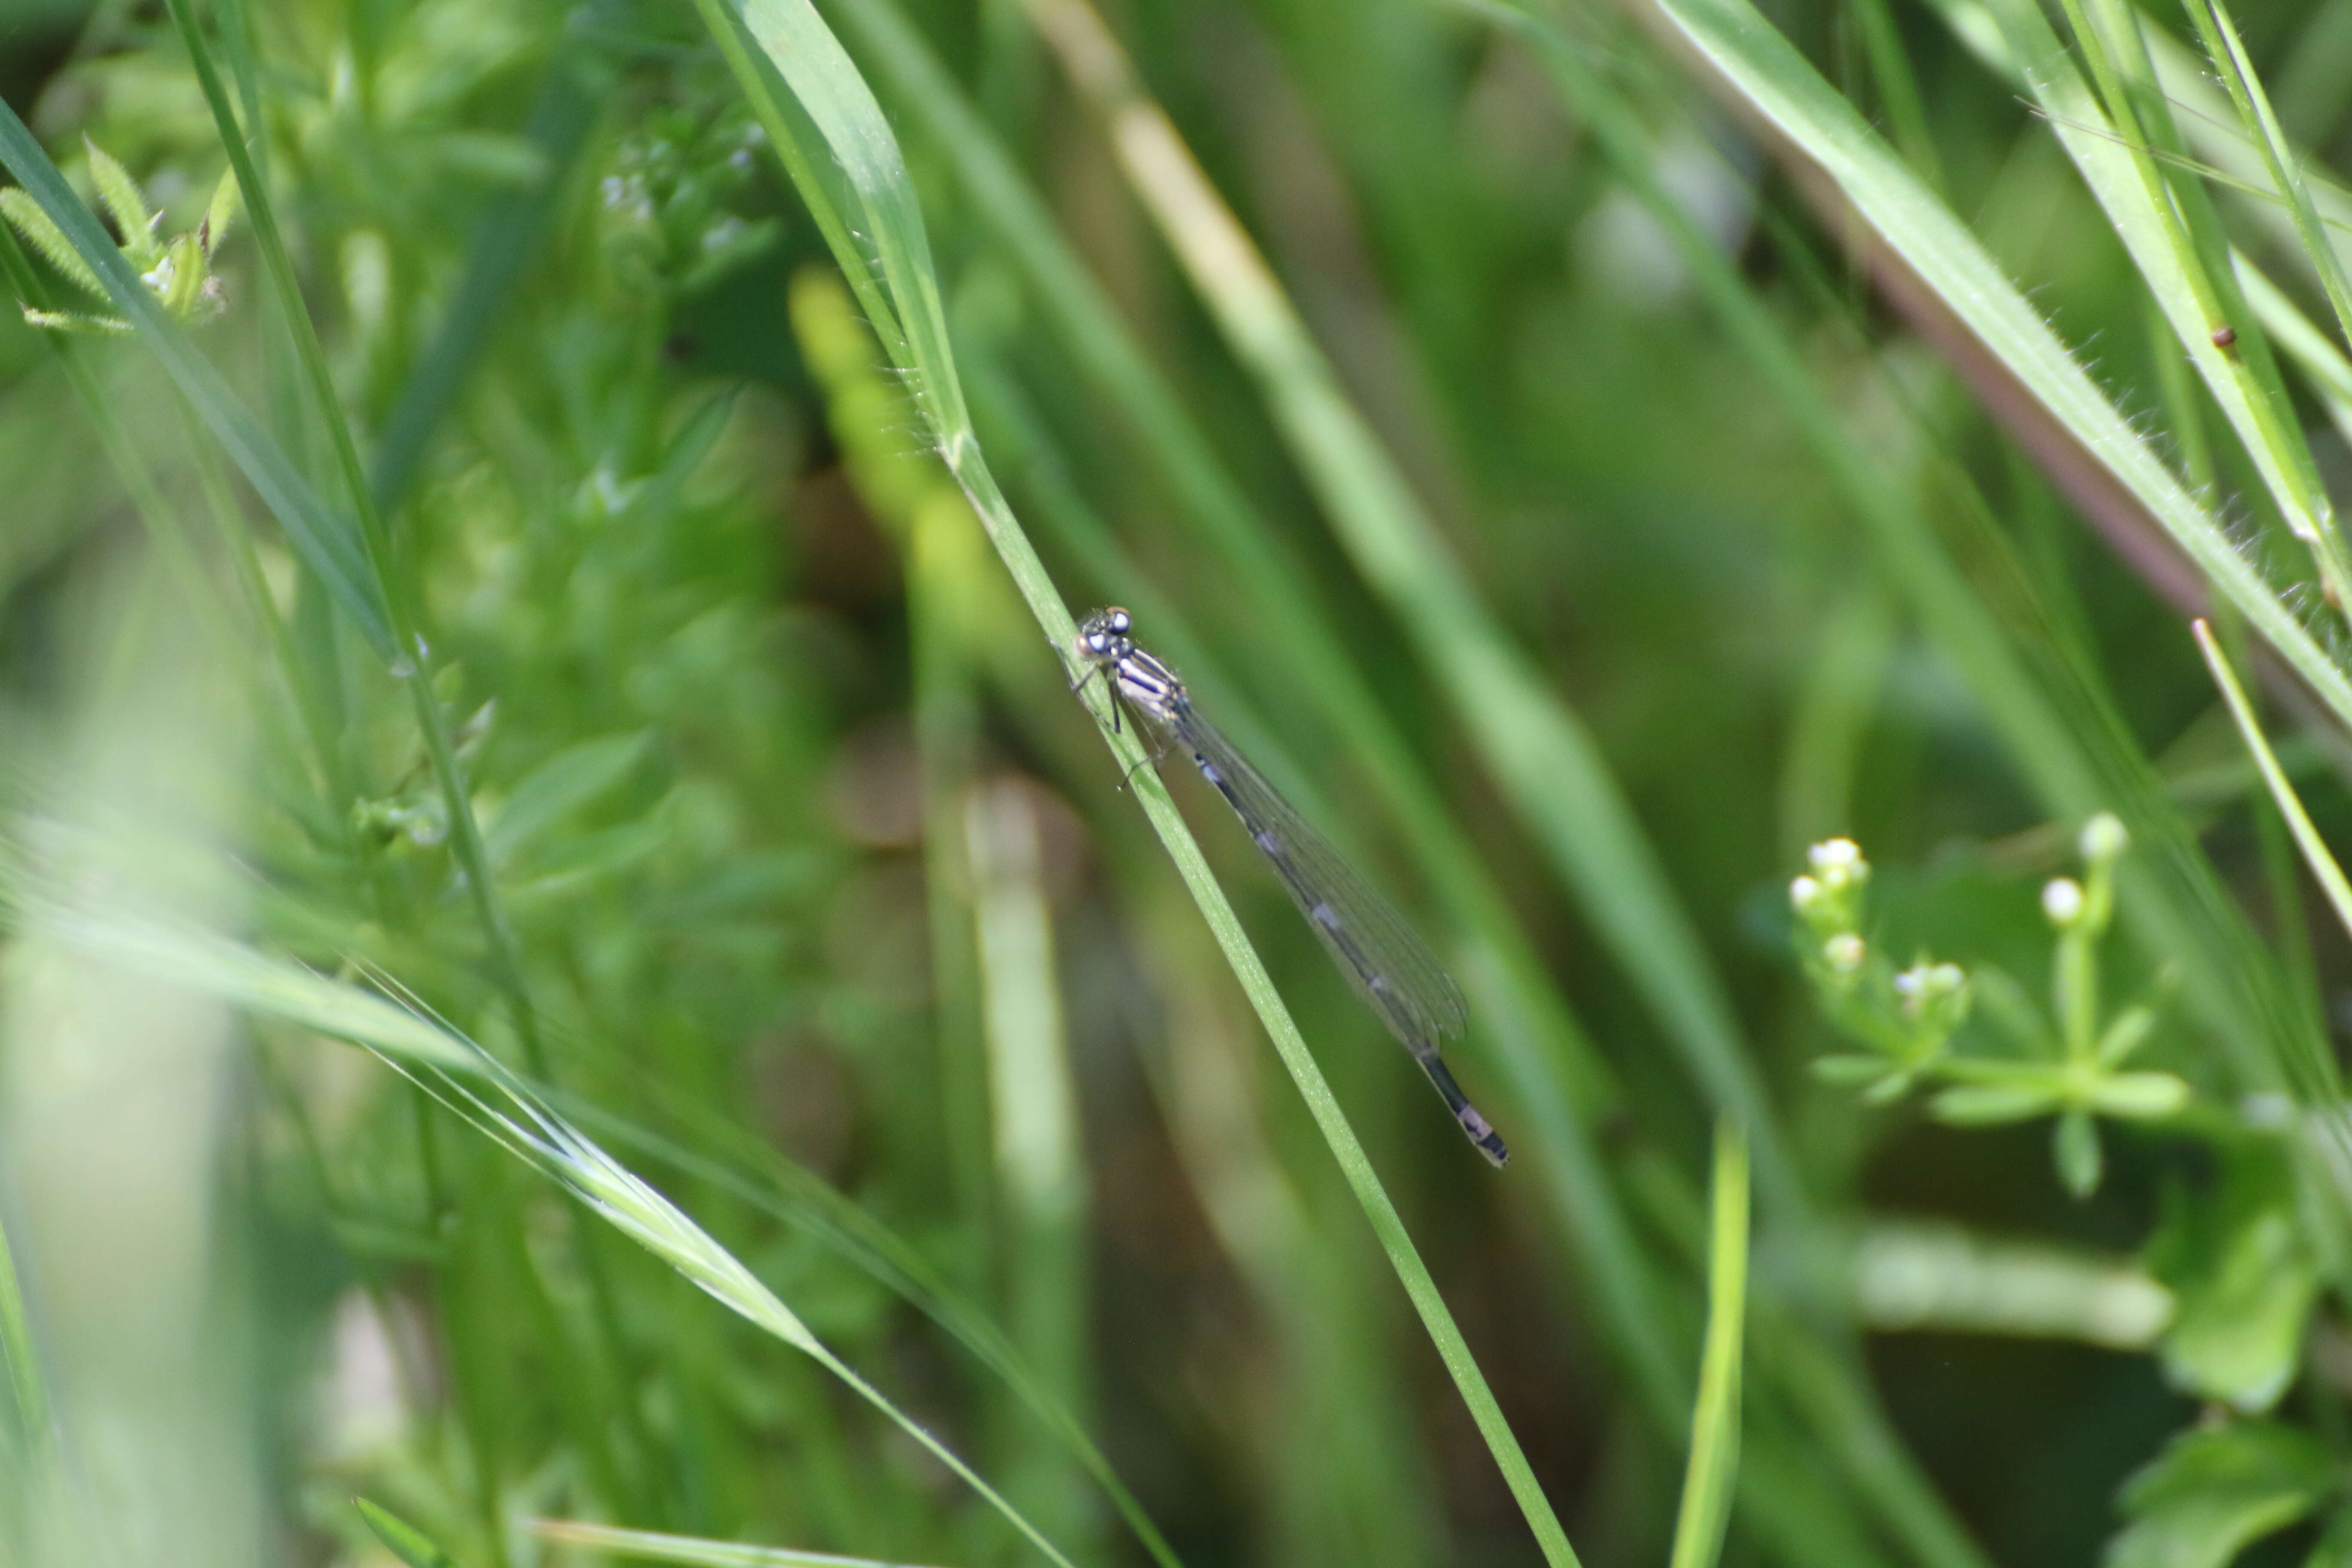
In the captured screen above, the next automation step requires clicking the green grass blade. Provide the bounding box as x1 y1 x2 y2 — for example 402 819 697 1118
160 0 389 568
1632 0 2352 733
960 338 1694 1427
369 32 608 515
7 893 1087 1568
535 1521 940 1568
2237 253 2352 447
2176 0 2352 369
0 101 396 658
967 781 1093 1540
156 0 551 1083
558 1091 1190 1568
808 6 1720 1484
1668 1122 1750 1568
700 2 1578 1556
0 1204 47 1450
1994 0 2349 606
2194 622 2352 942
1021 0 1804 1227
360 1499 469 1568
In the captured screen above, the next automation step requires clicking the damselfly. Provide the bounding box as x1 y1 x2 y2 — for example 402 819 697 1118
1073 607 1508 1166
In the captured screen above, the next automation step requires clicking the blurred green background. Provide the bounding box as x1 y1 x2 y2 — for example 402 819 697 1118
3 0 2351 1563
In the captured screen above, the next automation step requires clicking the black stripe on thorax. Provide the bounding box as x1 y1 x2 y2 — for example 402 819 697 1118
1113 651 1186 720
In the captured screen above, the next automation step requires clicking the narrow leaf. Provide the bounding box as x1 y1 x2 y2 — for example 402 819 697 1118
82 139 159 268
2194 619 2352 945
357 1500 466 1568
0 187 105 298
534 1520 945 1568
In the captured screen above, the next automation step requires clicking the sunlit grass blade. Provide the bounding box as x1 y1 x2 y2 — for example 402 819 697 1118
1020 0 1802 1228
906 19 1692 1430
395 1055 1077 1568
967 781 1093 1540
2176 0 2352 360
557 1090 1186 1568
2194 621 2352 942
2024 0 2349 609
2237 255 2352 448
1564 0 2350 1155
695 1 1578 1559
28 906 478 1075
0 1207 46 1449
360 1499 468 1568
0 891 1087 1568
787 163 1178 1568
535 1520 941 1568
1615 0 2352 733
799 7 1975 1565
1667 1122 1750 1568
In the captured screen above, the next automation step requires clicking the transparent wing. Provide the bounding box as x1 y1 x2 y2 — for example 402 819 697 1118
1163 704 1467 1053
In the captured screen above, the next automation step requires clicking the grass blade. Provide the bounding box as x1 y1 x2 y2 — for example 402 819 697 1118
844 0 1694 1448
2193 621 2352 942
1021 0 1804 1228
0 1204 47 1451
0 102 395 658
2 890 1085 1568
1622 0 2352 734
360 1499 469 1568
697 0 1580 1557
1667 1122 1750 1568
2176 0 2352 364
535 1520 943 1568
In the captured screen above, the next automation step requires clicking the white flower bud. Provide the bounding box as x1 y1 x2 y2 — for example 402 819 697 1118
1825 933 1865 973
1790 875 1822 910
2043 877 2084 925
2079 813 2128 863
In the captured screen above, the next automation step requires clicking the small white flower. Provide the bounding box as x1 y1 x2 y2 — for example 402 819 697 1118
1895 961 1963 1016
2043 877 2084 925
1790 874 1822 910
1808 838 1867 891
1825 933 1865 973
141 253 176 294
2080 812 2128 863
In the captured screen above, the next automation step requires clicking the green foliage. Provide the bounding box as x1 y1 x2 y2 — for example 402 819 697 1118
1794 820 2190 1192
0 138 237 331
2147 1141 2319 1413
4 0 2352 1564
361 1498 470 1568
2105 1423 2338 1568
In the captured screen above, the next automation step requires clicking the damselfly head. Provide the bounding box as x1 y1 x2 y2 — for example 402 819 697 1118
1075 606 1135 664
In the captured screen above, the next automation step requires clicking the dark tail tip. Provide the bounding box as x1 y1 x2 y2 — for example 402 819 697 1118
1457 1104 1511 1167
1420 1052 1511 1167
